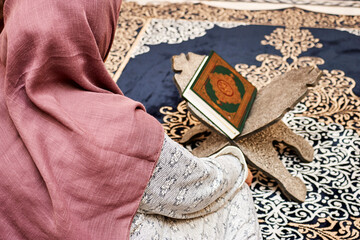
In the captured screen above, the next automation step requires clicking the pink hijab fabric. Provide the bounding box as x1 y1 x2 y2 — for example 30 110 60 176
0 0 164 239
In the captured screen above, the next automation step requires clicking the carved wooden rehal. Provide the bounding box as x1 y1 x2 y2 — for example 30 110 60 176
172 52 323 202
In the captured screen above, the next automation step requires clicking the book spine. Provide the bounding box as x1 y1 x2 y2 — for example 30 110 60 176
182 54 210 94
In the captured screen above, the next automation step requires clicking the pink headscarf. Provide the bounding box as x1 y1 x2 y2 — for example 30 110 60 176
0 0 164 239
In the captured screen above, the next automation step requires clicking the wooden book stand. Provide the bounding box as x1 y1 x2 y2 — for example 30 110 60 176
172 52 322 202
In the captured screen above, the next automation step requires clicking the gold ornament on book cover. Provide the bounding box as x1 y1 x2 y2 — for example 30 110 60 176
210 72 242 105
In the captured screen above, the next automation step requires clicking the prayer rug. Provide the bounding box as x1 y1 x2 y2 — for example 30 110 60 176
106 2 360 239
193 0 360 8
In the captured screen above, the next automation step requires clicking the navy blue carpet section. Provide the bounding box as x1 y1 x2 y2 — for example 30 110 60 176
117 25 360 122
308 27 360 96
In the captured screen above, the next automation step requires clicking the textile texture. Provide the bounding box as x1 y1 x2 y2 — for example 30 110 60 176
203 0 360 7
131 134 261 239
0 0 164 239
106 2 360 239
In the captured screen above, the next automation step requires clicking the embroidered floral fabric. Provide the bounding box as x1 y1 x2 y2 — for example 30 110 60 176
130 134 262 239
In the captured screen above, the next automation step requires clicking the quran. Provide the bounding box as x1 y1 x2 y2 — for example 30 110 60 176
182 51 257 139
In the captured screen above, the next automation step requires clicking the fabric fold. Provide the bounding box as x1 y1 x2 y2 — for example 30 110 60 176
0 0 164 239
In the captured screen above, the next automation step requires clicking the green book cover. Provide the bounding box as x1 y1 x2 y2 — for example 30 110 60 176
183 51 257 139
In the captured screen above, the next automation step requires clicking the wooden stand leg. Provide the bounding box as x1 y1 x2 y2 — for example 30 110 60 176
235 121 312 202
180 120 313 202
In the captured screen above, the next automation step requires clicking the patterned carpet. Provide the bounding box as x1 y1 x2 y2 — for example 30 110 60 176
204 0 360 7
127 0 360 15
105 2 360 239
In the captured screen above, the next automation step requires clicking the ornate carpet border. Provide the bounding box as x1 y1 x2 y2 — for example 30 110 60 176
105 2 360 78
204 0 360 6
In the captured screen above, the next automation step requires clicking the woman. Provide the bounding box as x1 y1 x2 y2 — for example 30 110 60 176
0 0 261 239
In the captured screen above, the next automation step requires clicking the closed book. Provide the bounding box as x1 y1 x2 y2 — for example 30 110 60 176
183 51 257 139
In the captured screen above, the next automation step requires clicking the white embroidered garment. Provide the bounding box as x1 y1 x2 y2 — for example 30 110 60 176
130 134 262 239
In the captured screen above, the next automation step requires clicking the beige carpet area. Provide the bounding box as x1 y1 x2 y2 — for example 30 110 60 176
126 0 360 15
